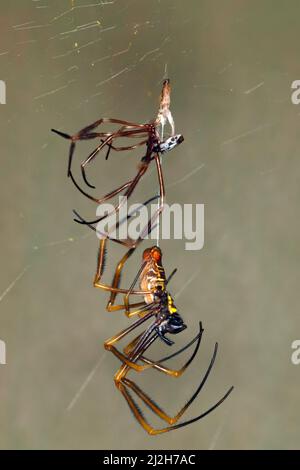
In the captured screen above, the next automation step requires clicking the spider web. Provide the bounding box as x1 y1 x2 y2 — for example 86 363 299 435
1 0 298 451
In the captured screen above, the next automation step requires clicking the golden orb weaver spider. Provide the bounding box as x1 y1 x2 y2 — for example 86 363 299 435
94 243 234 435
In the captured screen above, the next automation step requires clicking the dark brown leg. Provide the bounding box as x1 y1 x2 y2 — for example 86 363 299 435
103 154 166 312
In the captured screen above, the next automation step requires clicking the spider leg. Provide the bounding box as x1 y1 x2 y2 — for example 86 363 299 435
72 196 160 299
93 238 153 296
107 321 202 378
106 248 149 314
75 151 165 260
105 138 148 159
80 128 152 188
104 311 155 348
165 268 177 286
106 317 160 370
124 324 201 359
106 337 164 373
53 123 150 195
74 160 150 226
81 134 115 188
120 324 203 376
73 212 131 249
105 142 112 160
119 380 233 434
140 322 204 376
123 332 145 355
73 193 159 244
116 341 234 434
104 157 164 313
72 135 163 233
51 128 71 140
77 118 149 138
51 129 76 178
138 153 165 240
155 323 203 363
70 171 132 204
66 134 155 206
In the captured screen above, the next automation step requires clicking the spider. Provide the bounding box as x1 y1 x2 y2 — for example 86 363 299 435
51 79 183 239
65 208 233 433
52 79 233 434
97 244 234 435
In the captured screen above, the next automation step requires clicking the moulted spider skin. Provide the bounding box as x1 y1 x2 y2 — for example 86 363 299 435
51 79 183 236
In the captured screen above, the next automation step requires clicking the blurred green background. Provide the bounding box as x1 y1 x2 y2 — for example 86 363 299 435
0 0 300 450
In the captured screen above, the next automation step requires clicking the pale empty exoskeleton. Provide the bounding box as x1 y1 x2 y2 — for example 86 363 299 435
52 80 183 244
